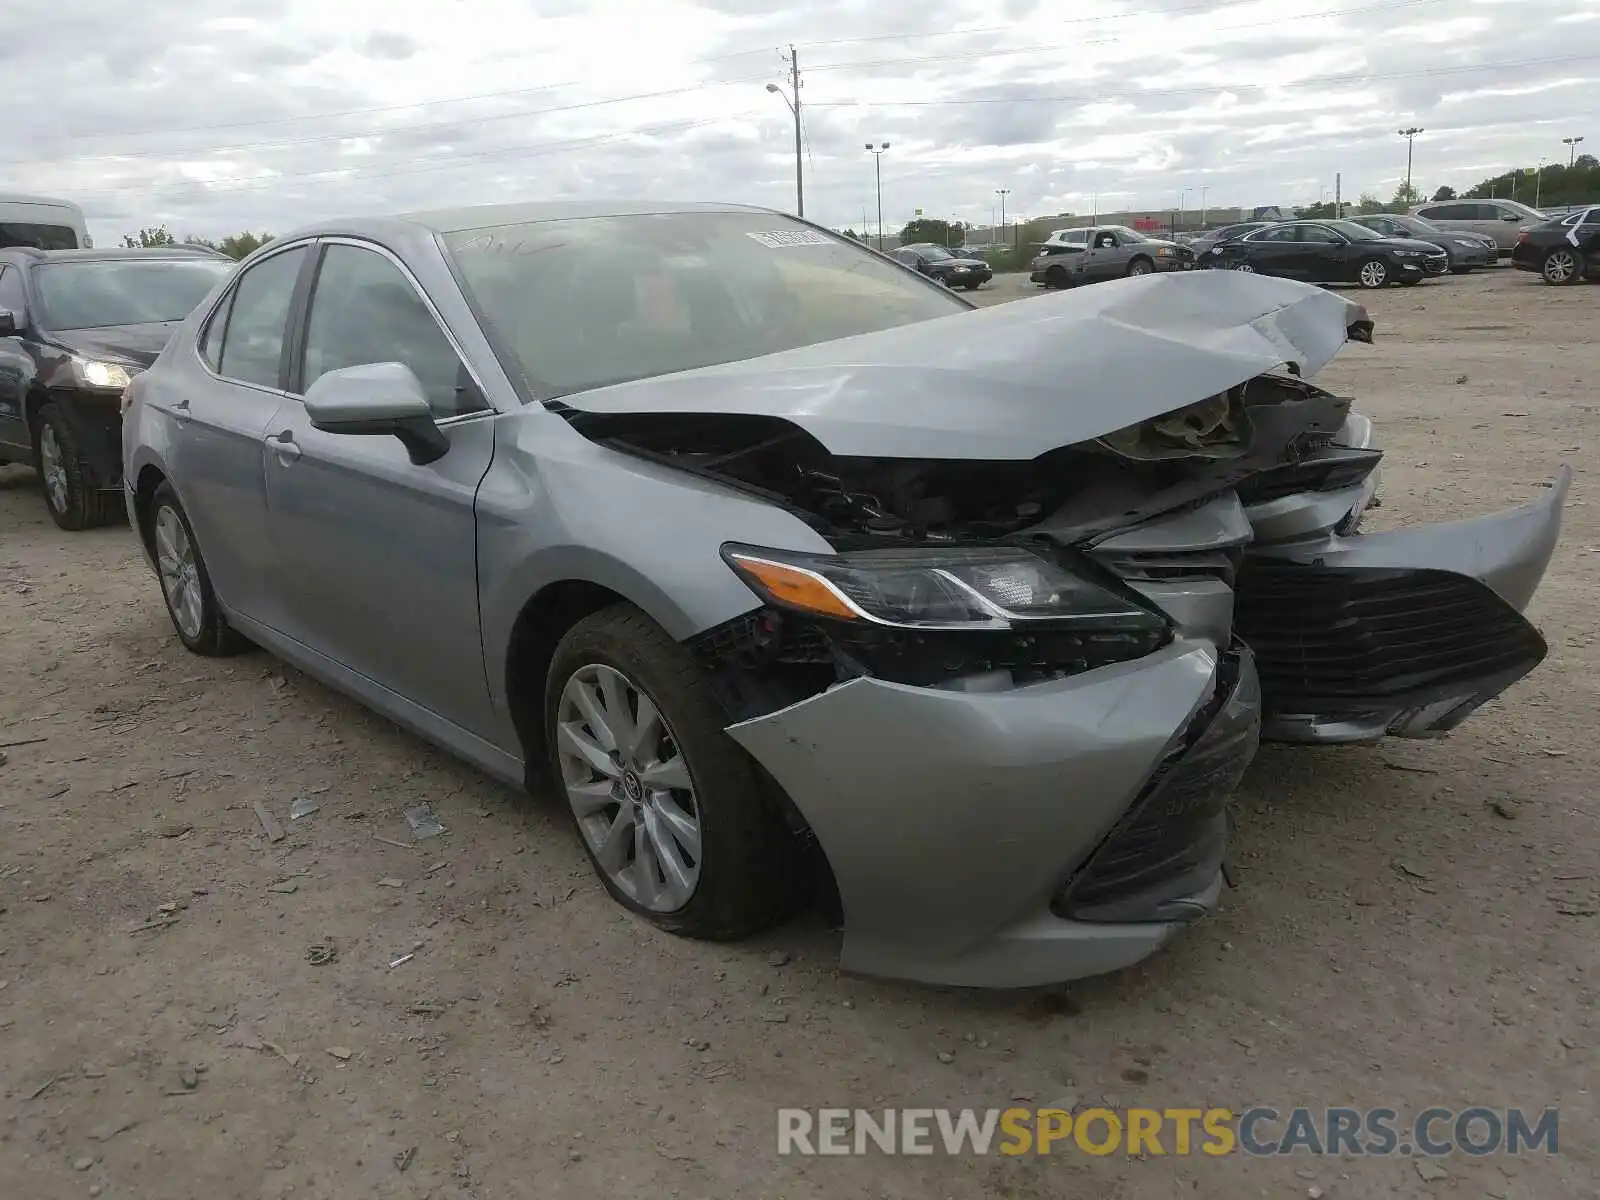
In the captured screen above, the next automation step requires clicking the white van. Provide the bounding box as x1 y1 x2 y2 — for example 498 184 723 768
0 193 90 250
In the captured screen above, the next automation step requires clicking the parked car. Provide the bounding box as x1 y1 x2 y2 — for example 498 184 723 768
888 243 992 289
0 193 89 250
1510 206 1600 284
1189 222 1277 261
0 246 233 528
1347 214 1496 273
1409 198 1547 254
1210 220 1448 287
123 204 1565 987
1029 225 1194 287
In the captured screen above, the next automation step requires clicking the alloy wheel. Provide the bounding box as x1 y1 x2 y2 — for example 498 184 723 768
154 505 204 640
1128 260 1152 276
1542 249 1578 285
38 424 68 514
1359 260 1388 288
556 663 702 913
1233 262 1256 272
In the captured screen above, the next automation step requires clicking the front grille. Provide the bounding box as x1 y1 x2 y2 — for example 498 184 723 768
1053 648 1259 924
1235 448 1381 506
1234 565 1547 714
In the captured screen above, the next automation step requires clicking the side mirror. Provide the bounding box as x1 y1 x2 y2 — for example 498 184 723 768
1501 214 1521 222
303 362 448 466
0 309 19 337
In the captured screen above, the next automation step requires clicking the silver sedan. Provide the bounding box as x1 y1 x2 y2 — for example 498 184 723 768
122 202 1567 987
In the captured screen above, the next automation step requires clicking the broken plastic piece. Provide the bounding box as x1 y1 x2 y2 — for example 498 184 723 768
405 805 445 840
289 796 320 820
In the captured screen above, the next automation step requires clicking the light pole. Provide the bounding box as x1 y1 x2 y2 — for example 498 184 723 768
1535 157 1547 210
765 58 803 218
1199 184 1208 229
1563 135 1585 167
1176 188 1188 238
865 143 889 249
995 188 1010 247
1398 126 1424 194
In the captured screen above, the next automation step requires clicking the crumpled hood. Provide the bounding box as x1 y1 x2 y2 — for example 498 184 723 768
46 321 180 368
557 271 1371 461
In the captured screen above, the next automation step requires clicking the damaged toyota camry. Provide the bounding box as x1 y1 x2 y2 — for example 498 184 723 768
122 203 1569 988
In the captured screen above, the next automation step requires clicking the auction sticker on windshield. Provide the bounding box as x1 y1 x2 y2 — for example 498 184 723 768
746 229 834 248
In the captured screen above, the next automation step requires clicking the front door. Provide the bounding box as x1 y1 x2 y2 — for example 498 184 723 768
262 239 498 738
1293 224 1348 282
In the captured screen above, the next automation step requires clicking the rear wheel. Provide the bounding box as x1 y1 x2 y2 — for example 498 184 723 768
1356 258 1389 288
33 403 121 531
1045 265 1069 288
1542 248 1580 285
544 604 805 939
1232 261 1256 273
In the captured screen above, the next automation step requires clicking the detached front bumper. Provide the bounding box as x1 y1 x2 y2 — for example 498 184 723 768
1239 467 1570 742
729 641 1259 988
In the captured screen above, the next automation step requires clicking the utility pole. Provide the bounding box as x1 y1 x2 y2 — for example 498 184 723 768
1335 172 1342 219
1398 126 1424 194
866 143 890 249
1535 157 1546 210
995 188 1009 246
765 47 803 218
1199 184 1208 229
1563 135 1585 168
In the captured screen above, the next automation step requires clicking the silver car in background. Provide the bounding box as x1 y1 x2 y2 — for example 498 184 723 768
1409 198 1548 254
121 203 1567 987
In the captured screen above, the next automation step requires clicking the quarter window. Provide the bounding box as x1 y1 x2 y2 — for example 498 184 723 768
0 265 25 317
216 247 307 389
300 244 481 418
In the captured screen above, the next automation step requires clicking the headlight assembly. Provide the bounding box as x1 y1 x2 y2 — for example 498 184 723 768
722 544 1165 633
72 357 135 390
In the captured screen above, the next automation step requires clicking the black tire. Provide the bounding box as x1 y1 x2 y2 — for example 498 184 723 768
962 281 982 291
543 603 805 939
148 482 250 656
1356 257 1390 289
33 402 121 531
1541 247 1582 286
1449 266 1472 275
1126 256 1154 276
1399 279 1420 287
1045 265 1069 288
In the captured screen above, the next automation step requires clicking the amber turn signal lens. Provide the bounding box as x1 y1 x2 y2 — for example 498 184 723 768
727 554 860 621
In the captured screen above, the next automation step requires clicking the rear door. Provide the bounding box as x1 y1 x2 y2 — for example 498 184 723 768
173 242 312 627
0 265 32 460
1240 224 1300 276
261 238 498 737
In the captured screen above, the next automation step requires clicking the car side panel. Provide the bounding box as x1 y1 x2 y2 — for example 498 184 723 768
473 409 838 755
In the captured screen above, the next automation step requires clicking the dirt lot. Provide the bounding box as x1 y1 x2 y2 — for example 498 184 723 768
1 268 1596 1200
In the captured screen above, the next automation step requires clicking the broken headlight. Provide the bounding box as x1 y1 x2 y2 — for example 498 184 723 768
721 544 1166 634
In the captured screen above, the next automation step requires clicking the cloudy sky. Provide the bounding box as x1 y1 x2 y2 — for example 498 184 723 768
9 0 1598 242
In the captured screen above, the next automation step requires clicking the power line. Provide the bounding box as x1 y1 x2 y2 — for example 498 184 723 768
807 53 1600 107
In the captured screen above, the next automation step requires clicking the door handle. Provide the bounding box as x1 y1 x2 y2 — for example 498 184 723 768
269 429 302 463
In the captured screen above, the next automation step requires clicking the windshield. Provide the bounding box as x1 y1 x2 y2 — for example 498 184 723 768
1324 220 1385 242
1 222 78 250
35 259 230 329
1103 226 1149 243
919 245 955 261
444 212 969 399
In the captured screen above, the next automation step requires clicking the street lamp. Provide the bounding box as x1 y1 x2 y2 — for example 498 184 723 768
1398 127 1424 193
865 143 890 250
765 81 803 218
1199 184 1208 228
1176 187 1189 237
1563 135 1585 168
994 188 1010 247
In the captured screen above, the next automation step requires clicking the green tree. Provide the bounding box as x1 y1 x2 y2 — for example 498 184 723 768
1463 160 1599 207
1576 154 1598 170
1390 181 1422 208
841 228 860 240
122 226 177 248
898 217 962 247
183 232 273 260
1294 201 1338 219
1355 192 1386 215
1431 185 1456 201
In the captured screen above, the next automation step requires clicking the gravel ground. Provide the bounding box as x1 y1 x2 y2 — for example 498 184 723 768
1 268 1595 1200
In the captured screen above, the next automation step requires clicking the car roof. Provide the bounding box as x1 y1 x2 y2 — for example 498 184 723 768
274 200 780 244
0 245 231 264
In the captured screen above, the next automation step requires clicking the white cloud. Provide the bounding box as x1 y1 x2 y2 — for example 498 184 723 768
7 0 1597 241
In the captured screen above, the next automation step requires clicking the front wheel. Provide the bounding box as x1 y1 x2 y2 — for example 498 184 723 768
1126 257 1154 276
962 281 982 291
33 403 121 531
1542 248 1581 285
1231 261 1256 273
1356 258 1390 288
149 483 250 656
1449 266 1472 275
544 604 805 939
